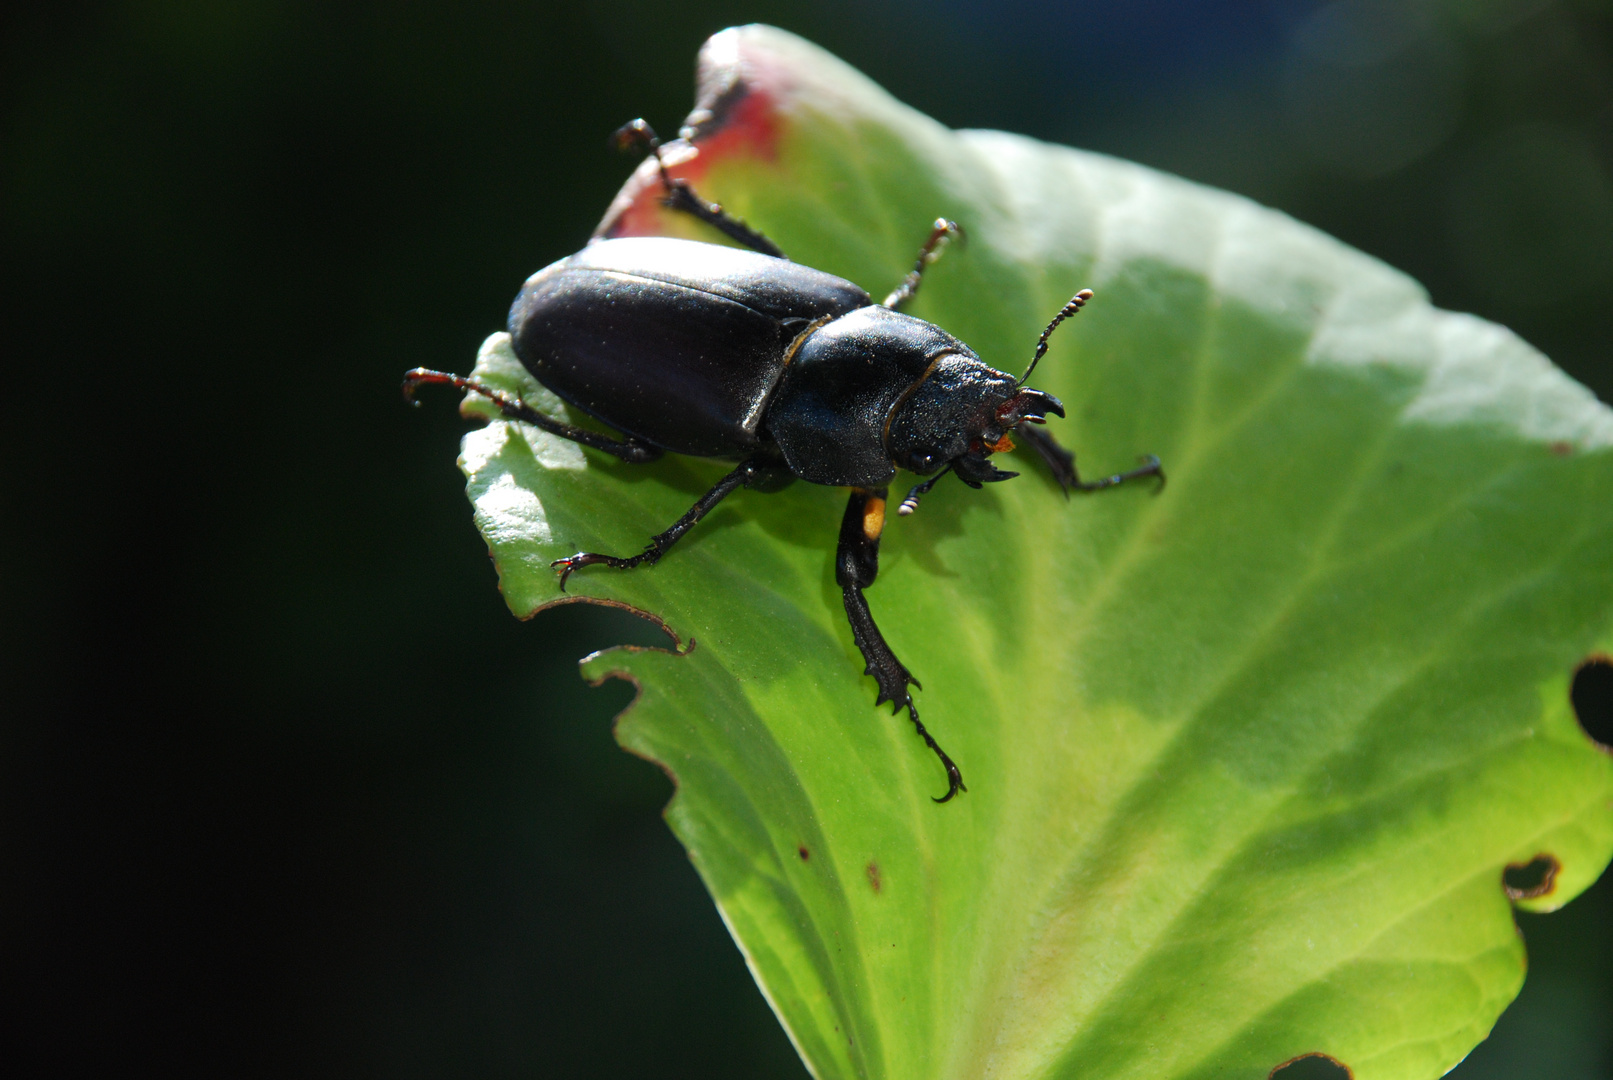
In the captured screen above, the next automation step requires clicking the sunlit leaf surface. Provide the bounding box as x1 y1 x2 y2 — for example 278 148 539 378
449 26 1613 1080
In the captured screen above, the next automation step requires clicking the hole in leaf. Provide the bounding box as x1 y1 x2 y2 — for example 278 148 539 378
866 861 881 893
1571 655 1613 748
1269 1053 1352 1080
1503 853 1560 900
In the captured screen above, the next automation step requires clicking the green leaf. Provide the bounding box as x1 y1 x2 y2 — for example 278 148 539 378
449 25 1613 1080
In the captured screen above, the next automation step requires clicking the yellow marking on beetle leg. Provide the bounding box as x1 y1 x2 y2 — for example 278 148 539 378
863 496 886 540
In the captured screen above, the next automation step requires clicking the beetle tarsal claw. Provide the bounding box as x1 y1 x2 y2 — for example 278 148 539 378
902 696 966 803
549 550 634 590
550 555 583 591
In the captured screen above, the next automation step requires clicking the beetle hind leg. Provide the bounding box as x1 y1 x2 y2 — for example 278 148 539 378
837 488 966 803
612 119 786 260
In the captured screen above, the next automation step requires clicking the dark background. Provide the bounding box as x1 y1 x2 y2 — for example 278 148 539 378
3 1 1610 1076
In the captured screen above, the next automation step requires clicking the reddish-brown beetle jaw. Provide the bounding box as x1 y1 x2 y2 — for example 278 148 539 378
997 387 1065 427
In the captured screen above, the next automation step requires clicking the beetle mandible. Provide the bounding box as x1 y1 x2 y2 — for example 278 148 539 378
406 120 1164 803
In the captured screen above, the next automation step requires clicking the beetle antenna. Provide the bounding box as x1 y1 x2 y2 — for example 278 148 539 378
897 464 952 516
1019 288 1094 387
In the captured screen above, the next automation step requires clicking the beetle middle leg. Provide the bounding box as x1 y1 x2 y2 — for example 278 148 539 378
837 487 966 803
551 457 785 589
882 219 963 311
403 368 662 464
613 119 786 260
1015 422 1166 494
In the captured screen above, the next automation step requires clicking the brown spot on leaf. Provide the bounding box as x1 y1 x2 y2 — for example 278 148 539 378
1504 853 1560 900
1572 654 1613 749
1269 1052 1352 1080
1549 440 1574 456
798 845 810 861
866 861 881 893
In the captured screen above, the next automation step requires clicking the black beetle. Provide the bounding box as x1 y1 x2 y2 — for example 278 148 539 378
406 120 1162 802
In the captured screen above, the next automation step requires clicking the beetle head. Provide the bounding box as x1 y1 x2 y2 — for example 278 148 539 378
886 355 1065 481
955 385 1067 488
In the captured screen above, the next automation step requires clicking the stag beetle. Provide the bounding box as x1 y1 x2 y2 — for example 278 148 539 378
406 120 1163 803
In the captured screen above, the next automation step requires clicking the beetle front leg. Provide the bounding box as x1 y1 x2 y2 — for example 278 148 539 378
1015 422 1165 495
551 457 780 589
612 119 786 260
403 368 662 464
836 488 966 803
